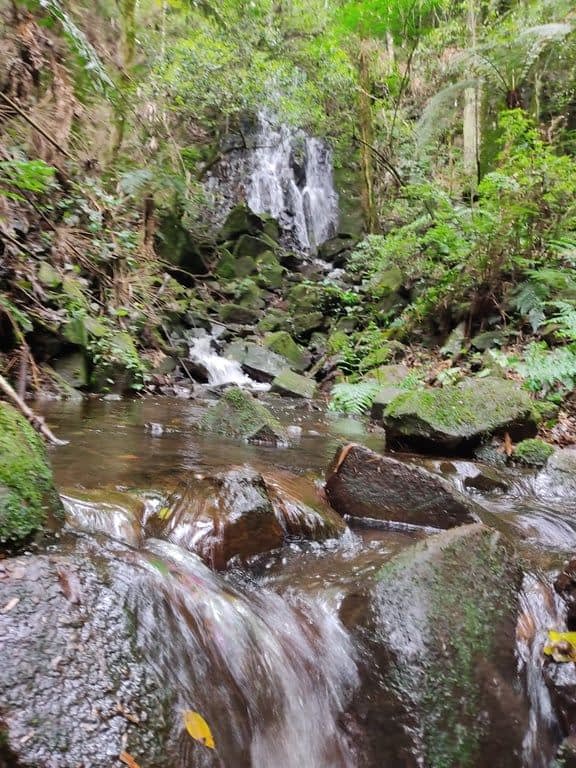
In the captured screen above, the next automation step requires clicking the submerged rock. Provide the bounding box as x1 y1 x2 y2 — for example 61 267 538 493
201 386 288 445
325 443 481 529
343 524 527 768
271 369 317 399
0 402 64 546
156 469 285 568
382 377 537 452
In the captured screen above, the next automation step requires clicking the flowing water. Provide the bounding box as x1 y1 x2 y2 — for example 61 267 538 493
5 396 576 767
188 334 270 390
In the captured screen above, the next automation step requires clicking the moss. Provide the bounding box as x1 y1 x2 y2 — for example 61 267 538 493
201 387 287 443
264 331 308 371
0 402 64 545
384 378 537 447
513 438 554 466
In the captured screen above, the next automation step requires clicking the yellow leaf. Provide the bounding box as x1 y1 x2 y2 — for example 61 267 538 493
183 710 215 750
544 630 576 662
157 506 172 521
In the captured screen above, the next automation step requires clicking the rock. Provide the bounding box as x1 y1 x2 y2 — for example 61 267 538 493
52 350 89 389
0 541 178 768
317 234 356 263
219 203 279 242
343 524 527 768
513 438 554 467
271 369 317 399
62 488 145 547
369 365 410 420
264 331 310 372
91 331 140 394
383 378 537 453
235 278 264 308
201 386 288 444
256 251 285 289
325 443 483 529
156 469 285 568
234 254 258 278
219 303 260 325
257 308 290 333
234 234 277 260
548 447 576 476
225 340 287 382
262 471 345 540
440 321 467 357
292 311 325 338
38 260 61 288
288 283 324 313
0 402 64 546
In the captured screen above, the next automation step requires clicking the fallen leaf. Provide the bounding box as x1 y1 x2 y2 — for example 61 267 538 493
118 454 140 461
157 506 172 521
183 710 215 749
332 443 358 475
544 630 576 662
1 597 19 613
504 432 513 457
119 751 141 768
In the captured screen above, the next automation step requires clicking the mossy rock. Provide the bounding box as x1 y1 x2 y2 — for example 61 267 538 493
270 369 317 399
233 234 275 260
349 525 526 768
219 204 279 243
264 331 309 372
383 378 537 452
52 351 89 389
235 279 264 309
215 249 236 280
225 341 286 382
219 303 260 325
513 438 554 467
0 402 64 546
287 283 324 313
201 387 288 444
257 309 290 334
256 251 285 289
292 311 325 338
234 255 258 278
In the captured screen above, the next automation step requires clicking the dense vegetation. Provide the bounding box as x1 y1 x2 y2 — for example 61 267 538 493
1 0 575 440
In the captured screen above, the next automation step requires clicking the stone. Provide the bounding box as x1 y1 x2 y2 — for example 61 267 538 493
235 279 264 308
225 341 287 382
156 469 285 568
38 261 61 288
234 234 275 260
264 331 310 372
219 303 260 325
256 251 285 289
370 386 403 420
271 369 317 399
0 402 64 546
343 524 527 768
383 378 538 452
325 443 483 529
234 254 258 278
257 309 290 333
370 365 410 420
440 322 467 357
288 283 324 313
201 386 288 445
219 203 279 242
52 350 89 389
292 311 325 338
215 248 236 279
317 234 356 263
513 438 554 467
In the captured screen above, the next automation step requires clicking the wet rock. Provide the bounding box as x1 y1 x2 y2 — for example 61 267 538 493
225 340 286 382
292 310 325 338
382 378 537 453
201 386 288 445
271 369 317 399
52 350 89 389
255 251 285 289
233 233 277 260
513 438 554 467
0 540 177 768
264 331 310 372
156 469 285 568
262 471 345 541
369 364 410 420
219 203 279 242
317 234 356 265
0 402 64 547
325 443 482 529
343 524 527 768
62 488 145 547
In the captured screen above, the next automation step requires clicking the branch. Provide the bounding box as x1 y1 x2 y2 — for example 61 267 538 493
0 373 68 446
353 135 404 187
0 92 72 160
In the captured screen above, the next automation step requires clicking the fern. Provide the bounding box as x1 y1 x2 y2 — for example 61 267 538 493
547 301 576 341
328 381 381 416
509 281 547 332
515 342 576 393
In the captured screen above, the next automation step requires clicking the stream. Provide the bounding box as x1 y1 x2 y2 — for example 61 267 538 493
2 394 575 767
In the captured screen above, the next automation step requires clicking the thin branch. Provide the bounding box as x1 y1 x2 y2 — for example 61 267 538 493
0 373 68 446
0 92 72 159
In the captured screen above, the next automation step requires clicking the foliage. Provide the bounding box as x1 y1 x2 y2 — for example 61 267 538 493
328 380 381 415
0 159 56 200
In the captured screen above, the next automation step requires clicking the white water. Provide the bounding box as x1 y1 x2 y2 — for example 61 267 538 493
189 335 269 390
246 116 339 252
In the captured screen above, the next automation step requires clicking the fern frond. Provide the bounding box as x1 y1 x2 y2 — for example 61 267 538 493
416 79 480 148
328 381 380 415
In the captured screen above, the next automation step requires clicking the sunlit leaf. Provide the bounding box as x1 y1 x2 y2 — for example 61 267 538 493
157 506 172 521
183 710 215 749
544 630 576 662
119 752 141 768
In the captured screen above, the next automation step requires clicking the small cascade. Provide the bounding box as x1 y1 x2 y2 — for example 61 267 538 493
130 539 359 768
188 334 269 390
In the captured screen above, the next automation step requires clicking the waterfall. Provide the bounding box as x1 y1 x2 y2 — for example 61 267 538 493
189 334 269 390
207 112 339 253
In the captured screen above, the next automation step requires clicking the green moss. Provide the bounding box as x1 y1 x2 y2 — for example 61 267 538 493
264 331 308 371
513 438 554 466
0 402 64 544
201 387 287 443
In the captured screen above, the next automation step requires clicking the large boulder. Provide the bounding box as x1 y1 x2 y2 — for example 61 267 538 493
342 524 528 768
0 402 64 547
382 378 537 452
370 364 410 420
201 387 288 445
225 340 287 382
155 469 285 568
264 331 310 372
325 443 483 529
271 369 317 399
219 203 279 242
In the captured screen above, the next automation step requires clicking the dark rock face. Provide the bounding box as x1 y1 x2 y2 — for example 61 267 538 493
157 469 286 569
342 525 528 768
225 340 287 382
325 444 481 529
382 378 538 453
0 539 176 768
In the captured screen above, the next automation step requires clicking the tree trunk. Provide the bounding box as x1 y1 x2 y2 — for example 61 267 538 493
463 86 481 184
357 44 377 233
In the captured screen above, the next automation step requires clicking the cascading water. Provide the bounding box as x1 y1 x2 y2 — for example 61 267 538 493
188 334 269 390
207 112 339 253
